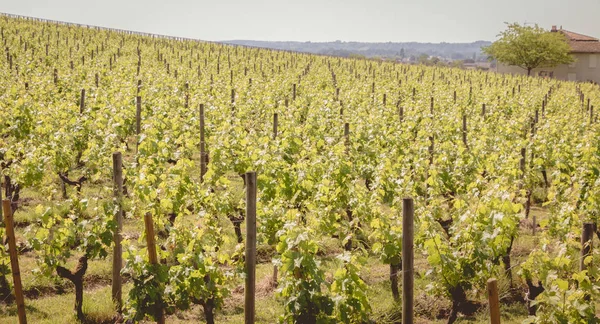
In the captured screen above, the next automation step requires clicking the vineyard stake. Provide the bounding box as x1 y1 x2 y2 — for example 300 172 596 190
487 278 501 324
0 178 3 222
245 172 257 324
402 198 414 324
200 104 207 182
136 96 142 153
430 97 434 115
79 89 85 114
429 136 434 165
581 223 593 272
462 115 468 149
273 113 278 140
344 123 350 154
143 213 164 324
3 200 27 324
292 83 296 101
112 152 123 311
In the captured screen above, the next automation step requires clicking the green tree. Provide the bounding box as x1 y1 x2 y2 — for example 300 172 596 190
418 54 430 65
483 23 574 75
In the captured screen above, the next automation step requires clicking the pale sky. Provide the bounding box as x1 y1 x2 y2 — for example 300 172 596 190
1 0 599 43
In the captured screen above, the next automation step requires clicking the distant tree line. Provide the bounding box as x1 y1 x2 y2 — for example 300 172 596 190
224 40 492 62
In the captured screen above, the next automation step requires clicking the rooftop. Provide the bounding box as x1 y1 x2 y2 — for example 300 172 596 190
551 25 600 53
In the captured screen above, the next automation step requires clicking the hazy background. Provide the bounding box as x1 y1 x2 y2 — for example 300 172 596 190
1 0 599 43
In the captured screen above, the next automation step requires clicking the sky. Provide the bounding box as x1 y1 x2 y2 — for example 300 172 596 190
1 0 599 43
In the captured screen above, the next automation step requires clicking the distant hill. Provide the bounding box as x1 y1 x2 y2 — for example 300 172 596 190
222 40 492 61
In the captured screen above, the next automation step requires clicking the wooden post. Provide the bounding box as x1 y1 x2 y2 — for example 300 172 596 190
53 68 58 84
143 213 164 324
581 223 593 272
130 95 141 159
344 123 350 154
245 172 257 324
487 278 501 324
112 153 123 311
3 200 27 324
462 115 468 149
402 198 414 324
0 178 3 223
273 113 278 140
482 103 486 117
79 89 85 114
399 106 404 122
136 95 142 138
429 136 434 165
95 73 99 87
199 104 207 182
292 83 296 101
430 97 434 115
587 98 591 112
542 101 546 117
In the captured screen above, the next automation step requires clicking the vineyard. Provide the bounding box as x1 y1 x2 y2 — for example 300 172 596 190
0 12 600 324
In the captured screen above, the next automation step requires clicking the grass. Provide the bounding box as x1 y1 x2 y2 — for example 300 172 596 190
0 285 120 324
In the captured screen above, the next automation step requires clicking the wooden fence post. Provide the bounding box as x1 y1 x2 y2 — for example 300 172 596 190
3 200 27 324
199 104 207 182
487 278 501 324
245 172 257 324
402 198 414 324
112 152 123 311
143 213 164 324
